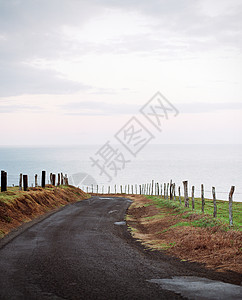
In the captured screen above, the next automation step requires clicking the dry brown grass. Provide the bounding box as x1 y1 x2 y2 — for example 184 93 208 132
0 185 88 238
126 195 242 274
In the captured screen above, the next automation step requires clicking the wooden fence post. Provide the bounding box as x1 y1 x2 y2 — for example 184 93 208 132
160 184 162 198
50 173 53 185
183 181 189 207
120 185 123 194
201 184 205 213
35 174 38 187
131 185 133 194
108 186 110 194
151 180 154 195
170 180 173 200
1 171 7 192
102 186 104 194
19 173 23 191
57 173 60 186
139 185 142 195
166 183 169 199
212 187 217 218
135 184 137 194
23 175 28 191
41 171 46 188
157 183 159 196
164 183 166 199
61 173 64 185
178 186 181 204
173 183 176 201
229 186 235 227
52 174 56 186
115 185 116 194
192 186 195 210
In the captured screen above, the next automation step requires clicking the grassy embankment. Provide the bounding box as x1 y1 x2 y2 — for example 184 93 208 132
147 195 242 229
0 185 89 238
126 194 242 273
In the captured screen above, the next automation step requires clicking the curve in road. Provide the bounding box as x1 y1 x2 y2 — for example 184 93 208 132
0 196 241 300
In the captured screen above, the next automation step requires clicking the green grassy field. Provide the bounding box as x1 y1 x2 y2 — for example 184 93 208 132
146 195 242 230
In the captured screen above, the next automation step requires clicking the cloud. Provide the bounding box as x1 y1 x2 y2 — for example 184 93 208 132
178 102 242 114
1 0 241 61
59 100 242 116
0 62 88 97
0 0 102 97
60 101 139 115
0 0 241 98
0 103 43 114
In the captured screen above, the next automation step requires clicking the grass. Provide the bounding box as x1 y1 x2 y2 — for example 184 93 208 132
146 195 242 230
0 185 89 239
0 187 28 203
0 185 65 197
157 242 176 250
144 213 165 220
127 195 242 273
0 185 91 205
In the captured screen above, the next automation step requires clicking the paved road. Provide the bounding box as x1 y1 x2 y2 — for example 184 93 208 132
0 196 241 300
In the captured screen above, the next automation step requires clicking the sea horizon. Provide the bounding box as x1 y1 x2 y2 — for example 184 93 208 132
0 144 241 202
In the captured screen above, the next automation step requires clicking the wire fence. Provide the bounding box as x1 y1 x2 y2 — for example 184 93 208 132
1 172 240 226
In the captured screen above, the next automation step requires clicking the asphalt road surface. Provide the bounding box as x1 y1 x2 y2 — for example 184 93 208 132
0 196 241 300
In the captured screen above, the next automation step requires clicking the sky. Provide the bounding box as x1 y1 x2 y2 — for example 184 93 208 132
0 0 241 145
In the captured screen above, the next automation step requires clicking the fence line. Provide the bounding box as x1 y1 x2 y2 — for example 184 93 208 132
0 170 69 190
0 171 238 226
85 180 237 227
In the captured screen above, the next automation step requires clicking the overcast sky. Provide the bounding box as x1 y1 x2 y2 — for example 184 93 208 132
0 0 241 145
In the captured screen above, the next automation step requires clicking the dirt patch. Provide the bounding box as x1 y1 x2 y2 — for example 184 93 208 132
0 185 88 238
126 195 242 274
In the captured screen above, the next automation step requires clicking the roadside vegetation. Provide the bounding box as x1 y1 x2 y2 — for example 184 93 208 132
0 185 89 238
127 194 242 273
147 195 242 230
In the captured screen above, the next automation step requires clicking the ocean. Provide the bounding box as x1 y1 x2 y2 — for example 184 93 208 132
0 144 241 201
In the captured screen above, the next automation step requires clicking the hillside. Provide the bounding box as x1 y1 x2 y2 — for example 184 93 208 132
0 185 89 238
